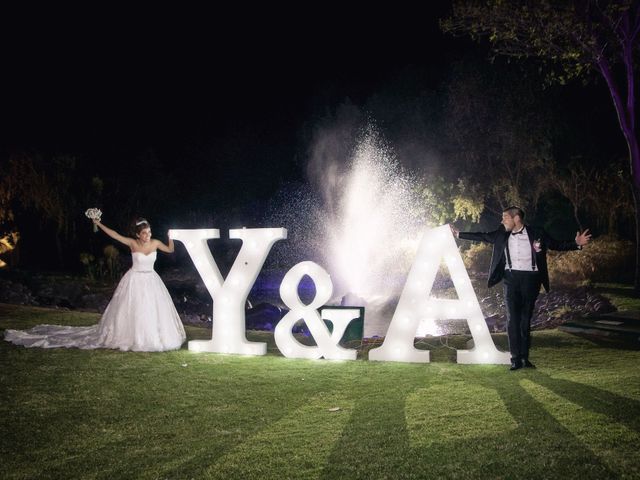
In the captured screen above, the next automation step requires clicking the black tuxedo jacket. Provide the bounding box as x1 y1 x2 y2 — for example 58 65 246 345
459 225 579 292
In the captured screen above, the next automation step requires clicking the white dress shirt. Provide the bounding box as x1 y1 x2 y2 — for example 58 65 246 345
505 227 537 271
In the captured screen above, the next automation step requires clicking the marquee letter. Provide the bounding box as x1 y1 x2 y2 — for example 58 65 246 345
170 228 287 355
274 261 359 360
369 225 510 364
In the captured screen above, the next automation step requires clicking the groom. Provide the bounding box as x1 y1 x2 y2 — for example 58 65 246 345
451 206 591 371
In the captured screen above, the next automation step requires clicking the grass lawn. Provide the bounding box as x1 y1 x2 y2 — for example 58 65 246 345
594 283 640 312
1 303 639 479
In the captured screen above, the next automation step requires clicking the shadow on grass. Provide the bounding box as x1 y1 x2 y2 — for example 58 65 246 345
564 332 640 351
470 373 620 478
525 370 640 434
318 366 637 479
0 339 343 479
319 383 415 479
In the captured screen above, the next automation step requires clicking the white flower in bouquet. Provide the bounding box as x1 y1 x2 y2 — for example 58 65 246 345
85 208 102 232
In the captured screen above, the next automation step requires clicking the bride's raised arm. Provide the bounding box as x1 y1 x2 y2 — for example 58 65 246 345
154 234 175 254
93 220 135 249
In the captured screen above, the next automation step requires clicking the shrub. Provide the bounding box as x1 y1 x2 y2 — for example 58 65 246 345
548 235 634 285
103 245 121 281
461 242 493 275
79 252 98 280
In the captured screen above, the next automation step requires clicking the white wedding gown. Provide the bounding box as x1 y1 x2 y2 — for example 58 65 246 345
4 251 186 352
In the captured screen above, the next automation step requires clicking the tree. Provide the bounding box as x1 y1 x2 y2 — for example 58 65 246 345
549 158 634 235
587 159 635 234
550 161 593 231
0 152 94 269
443 58 555 218
442 0 640 293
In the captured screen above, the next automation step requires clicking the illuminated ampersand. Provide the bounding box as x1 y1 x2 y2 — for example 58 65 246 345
170 228 287 355
274 261 360 360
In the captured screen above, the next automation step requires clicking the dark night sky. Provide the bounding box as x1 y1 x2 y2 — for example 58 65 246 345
2 5 461 167
2 3 624 215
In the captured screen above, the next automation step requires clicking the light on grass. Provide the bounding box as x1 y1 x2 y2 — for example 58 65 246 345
369 225 510 364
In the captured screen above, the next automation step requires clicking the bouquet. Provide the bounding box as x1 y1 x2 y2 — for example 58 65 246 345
85 208 102 233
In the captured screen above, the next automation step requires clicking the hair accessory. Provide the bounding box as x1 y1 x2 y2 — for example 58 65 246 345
136 220 148 226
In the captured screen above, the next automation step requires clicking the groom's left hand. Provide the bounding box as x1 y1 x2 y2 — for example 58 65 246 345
576 229 592 247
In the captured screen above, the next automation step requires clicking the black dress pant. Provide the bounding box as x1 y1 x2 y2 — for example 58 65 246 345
503 270 541 362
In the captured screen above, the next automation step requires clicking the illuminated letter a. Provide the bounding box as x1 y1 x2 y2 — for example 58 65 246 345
369 225 510 364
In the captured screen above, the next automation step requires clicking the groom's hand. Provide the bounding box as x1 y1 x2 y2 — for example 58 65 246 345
575 229 592 247
450 224 459 238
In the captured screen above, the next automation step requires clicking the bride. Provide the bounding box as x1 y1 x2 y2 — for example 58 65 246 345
4 217 186 352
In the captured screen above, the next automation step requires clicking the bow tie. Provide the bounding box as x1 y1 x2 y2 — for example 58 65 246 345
511 229 525 236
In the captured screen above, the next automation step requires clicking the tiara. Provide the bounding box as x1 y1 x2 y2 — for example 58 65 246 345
136 220 148 226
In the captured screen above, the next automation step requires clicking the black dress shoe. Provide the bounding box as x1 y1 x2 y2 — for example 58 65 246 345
510 361 522 371
522 359 536 369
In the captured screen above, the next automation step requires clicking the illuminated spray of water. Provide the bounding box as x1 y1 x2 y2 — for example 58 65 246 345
310 128 434 336
321 133 423 297
267 125 440 336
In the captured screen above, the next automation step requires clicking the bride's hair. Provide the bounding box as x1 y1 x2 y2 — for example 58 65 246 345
132 217 151 236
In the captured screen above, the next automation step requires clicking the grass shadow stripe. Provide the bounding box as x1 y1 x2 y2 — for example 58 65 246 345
520 378 640 478
205 393 354 480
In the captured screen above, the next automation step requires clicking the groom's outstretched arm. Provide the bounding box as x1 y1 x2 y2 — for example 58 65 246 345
544 228 591 251
451 225 501 244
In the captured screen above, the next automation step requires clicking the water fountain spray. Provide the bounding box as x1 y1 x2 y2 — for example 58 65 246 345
311 126 429 336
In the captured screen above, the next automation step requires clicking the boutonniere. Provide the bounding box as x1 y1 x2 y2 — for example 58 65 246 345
533 238 542 252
